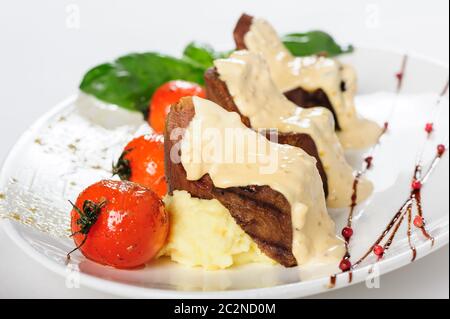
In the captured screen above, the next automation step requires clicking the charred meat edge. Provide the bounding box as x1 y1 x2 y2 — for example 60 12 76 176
164 97 297 267
233 13 341 130
204 68 329 197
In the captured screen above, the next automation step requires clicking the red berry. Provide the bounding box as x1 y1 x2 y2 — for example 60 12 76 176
437 144 446 156
411 180 422 191
414 215 424 228
425 123 434 134
342 227 354 240
365 156 373 168
339 259 352 272
395 72 403 81
383 122 389 131
373 245 384 257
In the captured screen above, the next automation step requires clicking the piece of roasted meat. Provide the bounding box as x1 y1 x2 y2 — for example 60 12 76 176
164 97 297 267
233 13 341 130
204 68 329 197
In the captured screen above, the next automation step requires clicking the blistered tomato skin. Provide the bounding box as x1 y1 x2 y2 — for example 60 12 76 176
149 80 206 133
70 180 169 269
116 134 167 198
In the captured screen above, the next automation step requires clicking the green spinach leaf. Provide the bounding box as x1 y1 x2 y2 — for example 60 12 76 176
79 31 352 114
79 52 205 113
282 30 353 57
183 42 231 69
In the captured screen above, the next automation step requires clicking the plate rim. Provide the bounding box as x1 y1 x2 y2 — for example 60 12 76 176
1 47 449 299
2 219 448 298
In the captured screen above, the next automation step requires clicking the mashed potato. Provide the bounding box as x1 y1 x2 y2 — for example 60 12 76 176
160 190 276 270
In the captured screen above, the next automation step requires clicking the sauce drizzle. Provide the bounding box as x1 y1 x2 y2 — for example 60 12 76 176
334 55 408 286
329 56 449 288
352 153 444 269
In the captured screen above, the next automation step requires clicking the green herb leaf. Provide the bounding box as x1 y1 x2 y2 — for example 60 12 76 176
183 42 232 69
183 42 216 69
80 31 350 114
79 52 205 113
282 30 353 57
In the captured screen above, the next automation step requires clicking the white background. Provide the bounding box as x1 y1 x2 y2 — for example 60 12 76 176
0 0 448 298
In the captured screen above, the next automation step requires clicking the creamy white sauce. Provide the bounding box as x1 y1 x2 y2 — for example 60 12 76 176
243 18 382 149
214 51 372 207
180 97 345 265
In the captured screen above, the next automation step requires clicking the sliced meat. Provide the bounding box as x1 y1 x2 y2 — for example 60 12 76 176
272 131 328 197
204 68 251 127
204 68 328 197
284 87 341 130
233 13 254 50
164 97 297 267
232 13 341 130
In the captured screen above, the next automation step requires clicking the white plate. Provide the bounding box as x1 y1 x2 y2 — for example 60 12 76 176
0 47 448 299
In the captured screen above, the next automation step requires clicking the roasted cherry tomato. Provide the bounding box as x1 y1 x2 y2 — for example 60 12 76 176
69 180 169 268
148 80 206 133
113 133 166 198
